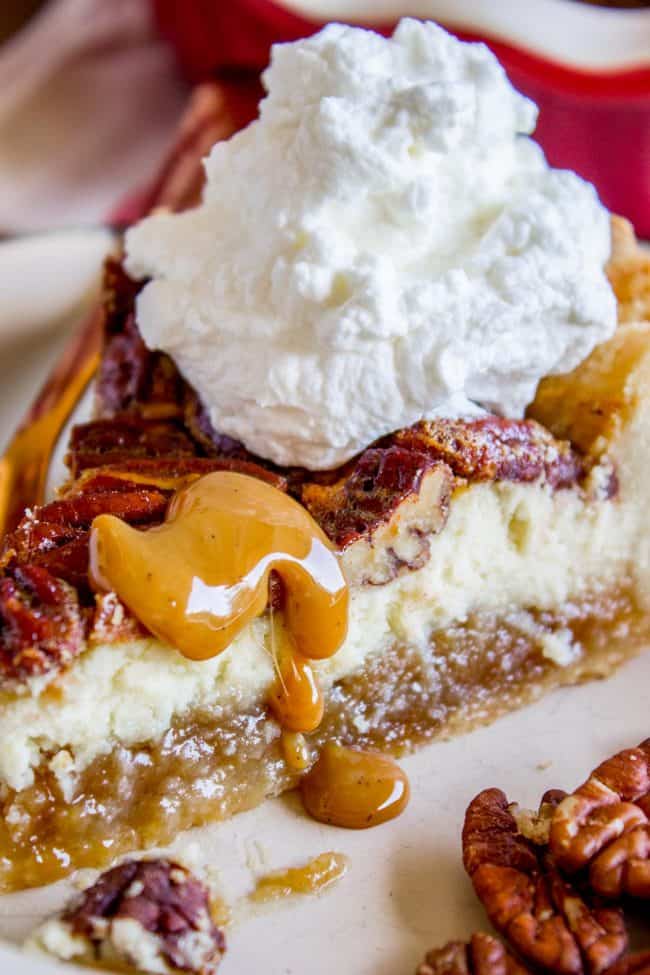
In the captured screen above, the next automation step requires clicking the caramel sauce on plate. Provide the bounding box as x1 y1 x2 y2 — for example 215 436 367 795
89 471 348 670
250 851 348 903
300 743 410 829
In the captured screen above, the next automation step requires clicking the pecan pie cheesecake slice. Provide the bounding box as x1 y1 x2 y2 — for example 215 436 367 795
1 20 650 896
0 223 647 894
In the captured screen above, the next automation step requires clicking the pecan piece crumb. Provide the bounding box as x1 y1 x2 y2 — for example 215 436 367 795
463 789 627 975
31 858 225 974
550 740 650 899
417 934 530 975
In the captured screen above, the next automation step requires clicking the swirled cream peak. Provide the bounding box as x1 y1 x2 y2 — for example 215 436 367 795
125 19 616 470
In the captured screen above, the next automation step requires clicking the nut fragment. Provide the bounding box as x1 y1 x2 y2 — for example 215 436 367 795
31 858 225 974
463 789 627 975
417 934 530 975
550 740 650 899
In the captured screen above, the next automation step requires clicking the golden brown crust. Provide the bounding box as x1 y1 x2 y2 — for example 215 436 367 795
530 220 650 462
608 217 650 325
529 322 650 461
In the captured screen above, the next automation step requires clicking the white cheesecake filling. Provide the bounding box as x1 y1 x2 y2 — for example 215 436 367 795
0 472 644 795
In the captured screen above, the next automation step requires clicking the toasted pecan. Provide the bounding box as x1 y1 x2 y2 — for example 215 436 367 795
302 446 448 548
3 479 170 592
606 954 650 975
417 934 530 975
463 789 627 975
67 416 199 477
550 740 650 899
391 417 583 489
98 259 187 419
0 565 84 685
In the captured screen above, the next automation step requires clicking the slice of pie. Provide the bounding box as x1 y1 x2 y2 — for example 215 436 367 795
1 75 649 896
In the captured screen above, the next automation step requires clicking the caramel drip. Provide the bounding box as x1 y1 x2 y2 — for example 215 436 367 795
250 852 348 904
89 473 348 681
300 743 410 829
268 612 324 733
281 731 312 772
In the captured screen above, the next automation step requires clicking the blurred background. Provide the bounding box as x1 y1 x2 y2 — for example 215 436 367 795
0 0 648 443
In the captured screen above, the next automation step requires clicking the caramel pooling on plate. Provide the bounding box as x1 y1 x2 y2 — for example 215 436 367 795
250 851 348 903
89 472 348 730
300 743 410 829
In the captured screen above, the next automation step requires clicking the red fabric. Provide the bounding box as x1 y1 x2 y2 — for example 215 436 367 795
151 0 650 236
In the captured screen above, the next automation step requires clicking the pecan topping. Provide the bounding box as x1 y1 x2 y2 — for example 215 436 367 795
463 789 627 975
98 259 187 419
183 388 252 460
67 416 199 477
550 740 650 899
302 446 448 549
417 934 530 975
392 417 583 489
3 478 170 591
53 858 225 974
0 564 84 684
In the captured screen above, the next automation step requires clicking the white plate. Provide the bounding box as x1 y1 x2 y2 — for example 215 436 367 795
1 218 648 975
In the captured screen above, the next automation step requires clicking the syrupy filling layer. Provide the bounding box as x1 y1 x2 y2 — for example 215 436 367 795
0 586 645 893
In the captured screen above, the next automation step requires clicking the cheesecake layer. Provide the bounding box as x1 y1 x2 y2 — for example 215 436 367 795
0 455 645 797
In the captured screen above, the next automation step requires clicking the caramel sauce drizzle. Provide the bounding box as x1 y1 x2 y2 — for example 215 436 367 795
89 471 411 829
250 851 348 904
281 731 312 772
300 743 410 829
89 471 348 732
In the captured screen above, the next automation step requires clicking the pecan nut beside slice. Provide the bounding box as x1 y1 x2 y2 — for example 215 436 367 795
463 789 627 975
606 954 650 975
31 858 225 975
550 740 650 899
417 934 530 975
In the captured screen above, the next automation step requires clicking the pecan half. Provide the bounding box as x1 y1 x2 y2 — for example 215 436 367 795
417 934 530 975
550 741 650 899
98 263 187 419
463 789 627 975
606 954 650 975
391 417 583 490
3 479 170 591
0 564 84 684
34 858 225 975
302 446 452 584
67 416 199 477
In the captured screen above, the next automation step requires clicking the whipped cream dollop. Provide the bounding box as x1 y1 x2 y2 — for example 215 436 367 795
125 18 616 470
